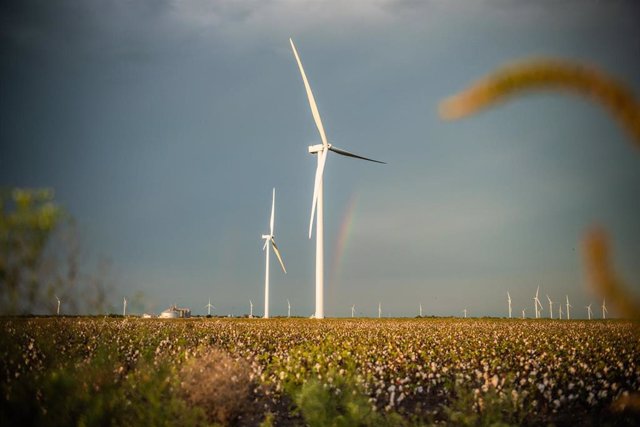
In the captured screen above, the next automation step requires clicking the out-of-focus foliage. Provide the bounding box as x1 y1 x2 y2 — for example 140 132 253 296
1 318 638 426
0 188 118 315
0 189 63 314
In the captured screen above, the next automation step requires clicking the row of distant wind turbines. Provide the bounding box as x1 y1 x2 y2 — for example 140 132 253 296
502 287 608 320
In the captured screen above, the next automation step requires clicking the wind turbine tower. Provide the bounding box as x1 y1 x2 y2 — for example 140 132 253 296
249 300 254 318
261 188 287 319
522 308 526 319
205 299 214 316
463 308 467 318
546 295 553 319
287 299 291 318
351 304 355 318
290 38 384 319
419 303 423 317
507 292 512 319
566 295 572 320
55 296 60 316
558 304 563 319
602 298 608 319
586 303 593 320
378 302 382 319
533 287 543 319
123 297 127 317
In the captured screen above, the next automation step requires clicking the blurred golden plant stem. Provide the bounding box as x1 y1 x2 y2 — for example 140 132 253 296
439 58 640 322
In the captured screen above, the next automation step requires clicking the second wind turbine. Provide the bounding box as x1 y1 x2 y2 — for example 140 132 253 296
290 38 385 319
262 188 287 319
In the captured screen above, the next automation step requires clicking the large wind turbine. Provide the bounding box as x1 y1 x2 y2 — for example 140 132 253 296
586 303 593 320
419 303 423 317
249 300 254 318
533 286 543 319
602 298 608 319
463 308 467 318
558 304 563 319
507 292 512 318
123 297 127 317
287 299 291 318
55 296 61 316
522 308 526 319
378 302 382 319
262 188 287 319
351 304 355 318
290 38 385 319
566 295 572 320
546 295 553 319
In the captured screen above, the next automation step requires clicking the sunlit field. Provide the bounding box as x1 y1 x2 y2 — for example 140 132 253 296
1 317 638 426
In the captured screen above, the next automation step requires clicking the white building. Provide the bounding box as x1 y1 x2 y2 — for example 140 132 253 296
159 305 191 318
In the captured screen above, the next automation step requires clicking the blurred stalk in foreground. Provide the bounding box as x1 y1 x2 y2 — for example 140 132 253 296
439 58 640 321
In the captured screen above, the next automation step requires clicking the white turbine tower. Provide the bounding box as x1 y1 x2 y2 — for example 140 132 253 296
558 304 563 319
205 299 214 316
249 300 254 318
586 303 593 320
533 286 543 319
602 298 608 319
290 38 384 320
419 303 423 317
566 295 572 320
55 295 61 316
123 297 127 317
507 292 512 319
463 308 467 318
378 302 382 319
261 188 287 319
287 299 291 318
351 304 355 318
546 295 553 319
522 308 526 319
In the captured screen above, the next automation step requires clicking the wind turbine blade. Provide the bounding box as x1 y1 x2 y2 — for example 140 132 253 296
290 38 328 148
271 238 287 273
329 145 386 164
309 149 327 238
270 188 275 236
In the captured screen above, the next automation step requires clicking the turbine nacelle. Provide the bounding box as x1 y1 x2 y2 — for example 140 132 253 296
308 144 325 154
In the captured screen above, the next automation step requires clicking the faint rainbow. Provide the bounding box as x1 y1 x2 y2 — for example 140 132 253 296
328 193 359 299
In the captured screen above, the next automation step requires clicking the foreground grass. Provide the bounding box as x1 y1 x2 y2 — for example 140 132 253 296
1 317 639 426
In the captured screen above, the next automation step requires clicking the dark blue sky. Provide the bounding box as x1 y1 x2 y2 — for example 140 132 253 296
2 0 639 317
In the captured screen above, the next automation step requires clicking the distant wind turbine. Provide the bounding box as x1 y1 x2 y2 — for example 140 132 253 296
602 298 608 319
546 295 553 319
566 295 572 320
586 303 593 320
558 304 563 320
419 303 423 317
290 38 385 320
522 308 526 319
205 299 215 316
351 304 355 318
287 299 291 318
55 295 60 316
378 302 382 319
262 188 287 319
463 308 467 318
249 300 254 318
123 297 127 317
533 286 543 319
507 292 512 319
